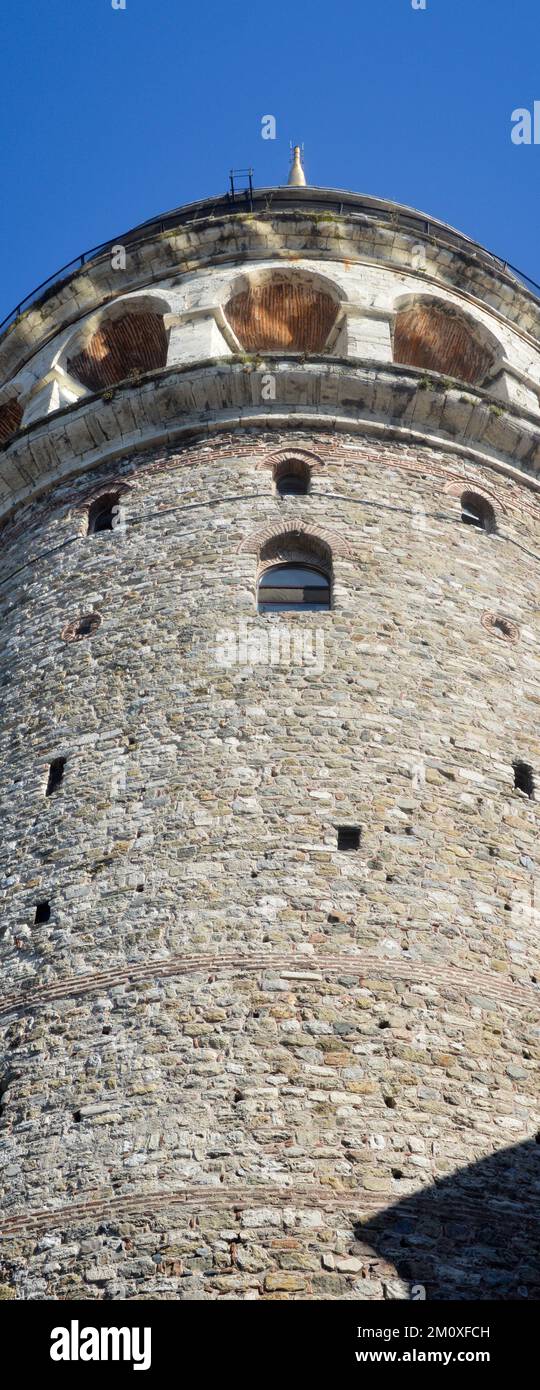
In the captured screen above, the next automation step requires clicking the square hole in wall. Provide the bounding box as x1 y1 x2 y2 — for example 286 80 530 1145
337 826 361 852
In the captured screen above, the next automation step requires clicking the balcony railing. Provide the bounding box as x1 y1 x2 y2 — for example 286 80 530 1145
0 187 538 339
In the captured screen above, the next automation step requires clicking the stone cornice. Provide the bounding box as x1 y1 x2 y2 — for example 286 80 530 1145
1 358 540 521
2 192 539 383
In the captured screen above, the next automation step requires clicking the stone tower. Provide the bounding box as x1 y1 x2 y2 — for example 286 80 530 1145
0 167 539 1301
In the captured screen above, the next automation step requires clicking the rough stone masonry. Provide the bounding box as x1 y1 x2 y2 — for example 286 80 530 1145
0 183 538 1300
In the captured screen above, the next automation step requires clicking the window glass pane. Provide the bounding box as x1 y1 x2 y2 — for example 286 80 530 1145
258 601 329 612
258 563 330 611
260 565 328 587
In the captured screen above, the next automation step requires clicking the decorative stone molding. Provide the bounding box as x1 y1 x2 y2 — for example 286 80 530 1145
343 303 394 362
21 368 87 427
3 193 540 392
487 360 540 415
2 360 540 521
166 307 232 366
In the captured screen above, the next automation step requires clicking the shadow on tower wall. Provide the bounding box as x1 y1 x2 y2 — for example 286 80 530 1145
357 1138 540 1300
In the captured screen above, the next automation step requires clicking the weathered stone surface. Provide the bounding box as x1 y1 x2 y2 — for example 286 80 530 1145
0 187 539 1302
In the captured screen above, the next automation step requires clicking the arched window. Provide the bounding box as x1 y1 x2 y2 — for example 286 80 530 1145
68 310 168 392
460 491 496 533
275 459 310 496
225 275 339 353
394 299 496 387
87 492 121 535
258 562 331 612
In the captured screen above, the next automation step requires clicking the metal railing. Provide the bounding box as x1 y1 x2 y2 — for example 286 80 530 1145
1 188 539 339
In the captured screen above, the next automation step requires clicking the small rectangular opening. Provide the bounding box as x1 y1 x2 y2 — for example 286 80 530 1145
337 825 361 852
46 757 66 797
513 761 535 798
34 901 51 924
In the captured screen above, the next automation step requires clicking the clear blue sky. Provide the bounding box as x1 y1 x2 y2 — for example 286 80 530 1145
0 0 539 322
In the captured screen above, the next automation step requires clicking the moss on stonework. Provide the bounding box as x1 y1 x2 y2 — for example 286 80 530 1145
237 353 265 368
0 1285 16 1300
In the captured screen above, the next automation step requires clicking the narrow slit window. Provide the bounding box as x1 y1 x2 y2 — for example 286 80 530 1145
513 761 535 798
46 758 66 797
337 826 361 852
34 901 51 924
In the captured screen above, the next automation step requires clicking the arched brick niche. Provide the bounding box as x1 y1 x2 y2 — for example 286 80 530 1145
256 529 334 612
0 397 23 444
238 519 352 560
258 528 334 574
394 298 498 386
224 274 340 353
258 447 324 473
266 449 322 494
67 310 169 392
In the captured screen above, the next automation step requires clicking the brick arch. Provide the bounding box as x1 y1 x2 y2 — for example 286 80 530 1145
257 447 325 471
443 478 508 515
388 453 520 518
237 520 353 559
72 477 134 514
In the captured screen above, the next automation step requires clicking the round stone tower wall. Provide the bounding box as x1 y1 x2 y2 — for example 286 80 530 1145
0 188 539 1300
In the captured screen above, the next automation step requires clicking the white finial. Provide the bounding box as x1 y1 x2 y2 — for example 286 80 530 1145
288 145 306 187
